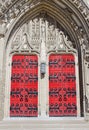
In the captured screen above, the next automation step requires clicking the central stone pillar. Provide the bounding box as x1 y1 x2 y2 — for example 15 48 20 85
40 76 47 117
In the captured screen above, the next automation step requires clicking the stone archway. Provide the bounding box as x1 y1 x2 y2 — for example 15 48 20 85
0 0 89 124
3 12 80 118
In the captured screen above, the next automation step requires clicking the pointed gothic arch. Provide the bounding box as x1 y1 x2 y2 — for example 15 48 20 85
0 0 89 122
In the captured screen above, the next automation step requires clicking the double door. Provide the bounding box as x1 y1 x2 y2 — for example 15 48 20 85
10 54 77 117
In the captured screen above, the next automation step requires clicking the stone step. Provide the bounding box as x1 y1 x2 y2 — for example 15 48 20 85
0 118 89 130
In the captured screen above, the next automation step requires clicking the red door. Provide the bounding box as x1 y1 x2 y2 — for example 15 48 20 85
49 54 77 117
10 54 38 117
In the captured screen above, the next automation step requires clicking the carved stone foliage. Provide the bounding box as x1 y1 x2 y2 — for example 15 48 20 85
70 0 89 22
0 0 89 23
11 17 76 53
0 0 41 23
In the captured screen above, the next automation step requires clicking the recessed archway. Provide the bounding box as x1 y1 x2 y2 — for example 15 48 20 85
2 0 89 119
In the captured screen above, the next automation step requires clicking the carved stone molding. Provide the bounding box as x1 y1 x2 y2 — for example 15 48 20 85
82 51 89 116
0 0 89 23
69 0 89 22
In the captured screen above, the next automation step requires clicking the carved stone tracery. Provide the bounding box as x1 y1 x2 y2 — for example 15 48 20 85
11 17 76 54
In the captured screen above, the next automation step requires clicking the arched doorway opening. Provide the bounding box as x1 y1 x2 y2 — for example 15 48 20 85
4 14 82 118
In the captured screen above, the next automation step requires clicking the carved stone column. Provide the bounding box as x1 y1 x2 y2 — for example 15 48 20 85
84 51 89 120
0 36 5 120
80 35 89 119
0 20 6 120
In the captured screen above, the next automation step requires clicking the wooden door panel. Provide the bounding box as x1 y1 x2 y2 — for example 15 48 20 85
49 54 77 117
10 55 38 117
